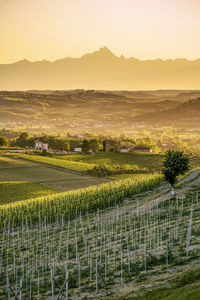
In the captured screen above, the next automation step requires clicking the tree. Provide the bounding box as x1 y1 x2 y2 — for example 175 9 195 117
19 132 29 140
60 140 70 151
16 132 29 148
0 136 9 147
82 140 90 153
89 139 101 152
162 150 190 195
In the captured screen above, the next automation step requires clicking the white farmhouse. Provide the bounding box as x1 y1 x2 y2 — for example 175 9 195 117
34 140 48 151
74 147 82 152
120 147 129 153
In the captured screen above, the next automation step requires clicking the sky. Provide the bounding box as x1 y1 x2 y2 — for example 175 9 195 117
0 0 200 63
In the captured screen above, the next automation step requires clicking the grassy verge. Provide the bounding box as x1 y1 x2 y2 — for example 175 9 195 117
131 267 200 300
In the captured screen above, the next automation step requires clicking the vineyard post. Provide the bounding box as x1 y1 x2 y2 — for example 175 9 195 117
19 278 23 300
38 270 40 300
96 259 98 294
51 268 54 300
65 267 68 300
6 276 10 300
121 250 123 284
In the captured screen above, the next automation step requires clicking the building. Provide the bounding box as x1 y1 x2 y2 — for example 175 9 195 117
133 146 152 153
34 140 48 151
120 147 129 153
74 147 82 152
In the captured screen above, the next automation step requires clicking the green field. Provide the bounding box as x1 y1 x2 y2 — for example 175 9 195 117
13 152 149 177
0 155 109 191
14 152 200 179
0 181 57 205
56 152 200 171
46 152 164 172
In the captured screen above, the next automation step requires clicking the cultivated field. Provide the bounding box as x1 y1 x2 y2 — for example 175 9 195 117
0 182 57 205
13 152 200 179
1 152 200 299
0 155 109 192
0 168 200 299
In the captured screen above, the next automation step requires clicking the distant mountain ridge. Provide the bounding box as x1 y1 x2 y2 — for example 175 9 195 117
0 47 200 90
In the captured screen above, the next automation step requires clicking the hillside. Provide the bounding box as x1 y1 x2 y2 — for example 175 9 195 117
1 167 200 299
1 90 200 134
134 98 200 127
0 47 200 90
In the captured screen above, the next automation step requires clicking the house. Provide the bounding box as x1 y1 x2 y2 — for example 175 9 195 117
120 147 129 153
34 140 48 151
133 146 152 153
74 147 82 152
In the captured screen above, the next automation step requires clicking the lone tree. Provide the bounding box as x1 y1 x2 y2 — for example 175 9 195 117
162 150 190 195
0 136 9 147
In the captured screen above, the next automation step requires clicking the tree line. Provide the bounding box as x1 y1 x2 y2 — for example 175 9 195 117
0 131 158 153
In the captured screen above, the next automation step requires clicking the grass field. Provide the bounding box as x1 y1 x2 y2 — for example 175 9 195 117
0 155 109 191
0 181 57 205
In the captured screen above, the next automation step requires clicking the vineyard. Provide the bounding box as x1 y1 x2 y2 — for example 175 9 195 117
1 170 200 299
0 174 162 227
11 153 147 177
54 152 163 172
13 152 200 178
14 154 96 173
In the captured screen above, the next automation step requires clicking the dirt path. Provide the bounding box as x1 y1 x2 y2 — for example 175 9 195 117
132 169 200 212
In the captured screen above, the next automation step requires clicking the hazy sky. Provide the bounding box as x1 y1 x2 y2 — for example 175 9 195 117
0 0 200 63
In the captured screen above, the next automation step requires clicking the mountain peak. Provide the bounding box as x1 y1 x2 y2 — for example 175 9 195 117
94 46 115 56
13 58 30 65
81 46 117 60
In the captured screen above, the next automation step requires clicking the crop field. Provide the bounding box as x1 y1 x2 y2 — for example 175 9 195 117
55 152 163 172
0 155 108 192
53 152 200 173
14 152 200 179
1 168 200 299
13 153 148 177
0 173 162 226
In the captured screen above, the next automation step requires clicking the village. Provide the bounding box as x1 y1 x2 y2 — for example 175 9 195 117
34 140 152 154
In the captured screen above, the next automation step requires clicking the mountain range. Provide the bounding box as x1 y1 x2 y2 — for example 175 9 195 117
0 47 200 90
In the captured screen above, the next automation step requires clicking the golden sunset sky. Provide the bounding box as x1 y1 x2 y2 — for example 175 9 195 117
0 0 200 63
